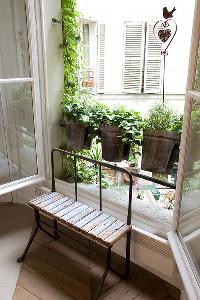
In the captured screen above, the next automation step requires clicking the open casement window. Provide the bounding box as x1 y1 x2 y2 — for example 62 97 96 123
143 22 163 93
123 22 145 93
97 24 105 93
0 0 45 196
168 2 200 299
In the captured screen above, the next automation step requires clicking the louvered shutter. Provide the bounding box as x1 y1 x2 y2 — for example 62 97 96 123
144 22 163 93
97 24 105 93
123 22 145 93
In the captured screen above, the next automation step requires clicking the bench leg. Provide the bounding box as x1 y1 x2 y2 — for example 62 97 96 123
94 247 112 300
17 210 39 263
53 219 59 239
109 231 131 279
125 230 131 278
39 223 56 239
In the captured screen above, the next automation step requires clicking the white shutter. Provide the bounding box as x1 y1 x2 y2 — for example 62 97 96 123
123 22 145 93
144 22 163 93
97 24 105 93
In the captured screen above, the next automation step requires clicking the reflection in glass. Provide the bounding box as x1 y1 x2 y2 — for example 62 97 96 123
179 93 200 277
181 95 200 220
0 82 37 185
0 0 30 78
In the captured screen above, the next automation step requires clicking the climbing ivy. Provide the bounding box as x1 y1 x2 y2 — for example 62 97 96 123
61 0 81 95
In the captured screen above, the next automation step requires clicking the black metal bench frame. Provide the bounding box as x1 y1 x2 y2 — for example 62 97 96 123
17 148 134 299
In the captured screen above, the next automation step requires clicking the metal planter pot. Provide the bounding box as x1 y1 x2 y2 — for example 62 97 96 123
101 125 128 162
65 121 87 150
142 129 180 173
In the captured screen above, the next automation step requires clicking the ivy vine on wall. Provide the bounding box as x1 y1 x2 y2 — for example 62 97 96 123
61 0 81 95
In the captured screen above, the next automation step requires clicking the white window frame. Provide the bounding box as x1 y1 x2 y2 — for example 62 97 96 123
0 0 45 196
122 21 163 94
168 1 200 298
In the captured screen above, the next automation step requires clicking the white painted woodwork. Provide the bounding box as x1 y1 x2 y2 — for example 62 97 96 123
97 24 105 93
143 22 163 93
123 22 145 93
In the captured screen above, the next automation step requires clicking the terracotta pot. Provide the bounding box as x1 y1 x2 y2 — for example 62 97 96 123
101 125 125 162
142 129 180 173
65 121 86 150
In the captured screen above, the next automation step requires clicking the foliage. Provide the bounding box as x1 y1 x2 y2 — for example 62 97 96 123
191 100 200 131
89 101 110 133
102 105 143 144
62 89 92 126
128 144 141 165
61 139 113 187
84 139 102 161
194 44 200 92
61 0 81 95
62 89 110 132
62 152 95 183
144 102 183 134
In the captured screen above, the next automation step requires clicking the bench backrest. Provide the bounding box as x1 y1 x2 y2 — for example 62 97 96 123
51 148 133 226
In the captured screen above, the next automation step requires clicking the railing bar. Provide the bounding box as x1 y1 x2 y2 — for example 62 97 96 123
51 148 175 189
74 155 78 201
127 173 133 225
99 165 102 211
51 150 55 192
130 171 175 189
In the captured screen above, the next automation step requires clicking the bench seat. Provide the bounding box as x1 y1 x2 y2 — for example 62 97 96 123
29 192 131 247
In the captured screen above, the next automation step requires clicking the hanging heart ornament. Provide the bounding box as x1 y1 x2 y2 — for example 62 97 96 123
158 28 171 43
153 19 177 54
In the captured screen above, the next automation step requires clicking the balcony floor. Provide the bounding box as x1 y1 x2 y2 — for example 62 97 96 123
12 217 180 300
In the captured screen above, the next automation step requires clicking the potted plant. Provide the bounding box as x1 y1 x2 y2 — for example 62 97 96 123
62 91 93 150
88 100 110 140
100 105 143 162
142 102 183 173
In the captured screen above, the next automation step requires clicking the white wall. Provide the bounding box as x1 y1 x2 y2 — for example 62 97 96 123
77 0 195 96
97 93 186 116
41 0 64 176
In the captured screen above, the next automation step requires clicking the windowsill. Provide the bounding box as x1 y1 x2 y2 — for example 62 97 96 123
0 175 45 196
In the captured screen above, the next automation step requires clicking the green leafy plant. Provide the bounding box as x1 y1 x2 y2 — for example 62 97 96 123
144 102 183 133
128 144 141 165
61 0 81 96
102 105 143 144
88 101 110 133
61 143 96 183
62 89 92 126
62 90 110 134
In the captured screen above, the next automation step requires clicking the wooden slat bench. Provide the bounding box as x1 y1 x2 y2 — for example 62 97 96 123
29 192 131 247
17 148 133 300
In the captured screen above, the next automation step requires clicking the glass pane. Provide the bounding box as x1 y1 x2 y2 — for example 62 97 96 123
181 96 200 221
0 0 30 78
83 24 90 68
0 125 10 185
179 93 200 276
0 82 37 184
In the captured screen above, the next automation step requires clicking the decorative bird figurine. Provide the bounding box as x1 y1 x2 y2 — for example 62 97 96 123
163 7 176 19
